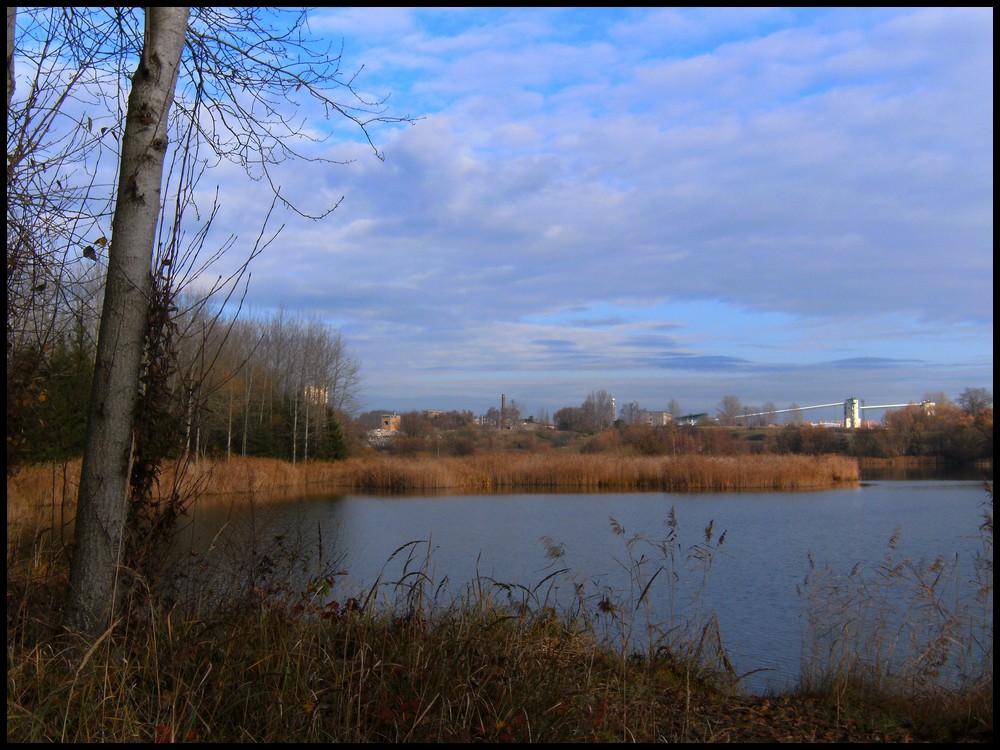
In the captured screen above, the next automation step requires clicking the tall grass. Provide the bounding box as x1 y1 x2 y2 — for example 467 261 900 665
797 481 993 735
321 453 860 493
7 453 859 528
4 495 745 743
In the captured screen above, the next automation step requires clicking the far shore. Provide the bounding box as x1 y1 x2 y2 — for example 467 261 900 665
9 452 863 535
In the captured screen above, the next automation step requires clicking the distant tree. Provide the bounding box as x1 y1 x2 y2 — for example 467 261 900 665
363 411 392 430
619 401 644 425
554 405 583 432
400 410 434 439
717 395 743 425
760 401 778 427
482 406 501 429
785 403 803 424
581 390 615 433
504 398 523 428
431 410 475 430
956 387 992 418
667 398 682 418
922 391 953 407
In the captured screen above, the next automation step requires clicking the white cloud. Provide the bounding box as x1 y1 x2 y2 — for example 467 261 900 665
198 7 993 415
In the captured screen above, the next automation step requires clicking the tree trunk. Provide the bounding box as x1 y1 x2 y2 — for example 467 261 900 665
64 7 189 635
6 7 15 110
241 367 252 455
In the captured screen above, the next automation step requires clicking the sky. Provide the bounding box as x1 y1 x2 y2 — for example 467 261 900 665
198 7 993 421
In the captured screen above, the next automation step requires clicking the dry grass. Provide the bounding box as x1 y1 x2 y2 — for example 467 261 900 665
0 588 776 742
7 453 859 537
326 452 860 493
7 517 990 744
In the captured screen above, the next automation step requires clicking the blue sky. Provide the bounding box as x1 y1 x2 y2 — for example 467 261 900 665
203 7 993 420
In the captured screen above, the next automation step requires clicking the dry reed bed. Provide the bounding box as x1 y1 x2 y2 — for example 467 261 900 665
8 453 858 531
295 452 860 493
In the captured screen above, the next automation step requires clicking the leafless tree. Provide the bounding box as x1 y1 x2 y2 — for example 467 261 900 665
667 398 682 419
6 9 124 469
581 389 615 433
716 395 743 426
619 400 644 426
64 6 190 634
7 6 414 635
957 387 992 419
786 402 804 424
760 401 778 427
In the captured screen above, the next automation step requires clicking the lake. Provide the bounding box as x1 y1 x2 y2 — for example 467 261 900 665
171 472 993 696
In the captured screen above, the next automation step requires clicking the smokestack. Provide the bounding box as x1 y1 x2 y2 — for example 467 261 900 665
501 393 507 429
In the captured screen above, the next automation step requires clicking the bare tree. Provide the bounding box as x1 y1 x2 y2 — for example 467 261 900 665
505 398 524 428
8 6 414 635
65 6 190 634
482 406 501 429
6 9 123 469
667 398 682 419
956 387 992 419
581 390 615 433
922 390 953 407
786 402 804 424
760 401 778 427
716 395 742 426
619 400 644 425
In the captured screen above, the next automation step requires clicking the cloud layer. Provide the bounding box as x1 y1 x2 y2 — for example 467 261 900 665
201 7 993 418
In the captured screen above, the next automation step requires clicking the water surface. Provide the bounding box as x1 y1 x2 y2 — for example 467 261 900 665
175 478 993 695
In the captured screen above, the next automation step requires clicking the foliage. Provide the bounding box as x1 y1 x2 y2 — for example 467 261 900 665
9 334 93 464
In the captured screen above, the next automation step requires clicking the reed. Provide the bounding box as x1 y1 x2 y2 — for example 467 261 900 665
797 482 993 739
7 453 860 532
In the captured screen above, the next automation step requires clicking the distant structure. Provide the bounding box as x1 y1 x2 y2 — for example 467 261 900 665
381 413 401 431
304 384 329 406
644 410 673 427
677 413 708 426
733 398 937 428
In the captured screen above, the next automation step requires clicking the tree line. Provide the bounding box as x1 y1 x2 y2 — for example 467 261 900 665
358 388 992 465
7 6 413 635
9 299 360 466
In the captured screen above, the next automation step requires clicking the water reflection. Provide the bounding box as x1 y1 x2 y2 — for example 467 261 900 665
168 479 992 695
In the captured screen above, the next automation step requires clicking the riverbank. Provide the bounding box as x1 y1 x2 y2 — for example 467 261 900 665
7 538 992 743
7 453 859 530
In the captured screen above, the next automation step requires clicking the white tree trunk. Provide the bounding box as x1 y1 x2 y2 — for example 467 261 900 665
65 7 189 635
6 7 15 110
